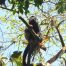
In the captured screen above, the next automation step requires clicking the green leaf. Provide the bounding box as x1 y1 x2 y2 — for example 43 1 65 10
10 51 22 59
17 0 24 3
13 9 16 14
18 4 23 14
34 0 43 7
25 0 29 8
24 0 29 14
58 6 64 13
64 4 66 10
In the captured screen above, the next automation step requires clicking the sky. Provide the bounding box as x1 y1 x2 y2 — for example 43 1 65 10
0 1 66 66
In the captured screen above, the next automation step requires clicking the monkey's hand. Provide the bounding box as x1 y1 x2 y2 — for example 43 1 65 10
37 38 47 51
38 41 43 47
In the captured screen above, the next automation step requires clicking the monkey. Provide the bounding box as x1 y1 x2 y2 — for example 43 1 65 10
23 16 40 66
23 16 46 66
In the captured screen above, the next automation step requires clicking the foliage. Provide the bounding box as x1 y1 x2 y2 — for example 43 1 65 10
7 0 43 14
56 0 66 13
0 0 66 66
10 51 22 66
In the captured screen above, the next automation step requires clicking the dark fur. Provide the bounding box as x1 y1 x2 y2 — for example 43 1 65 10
29 16 40 34
23 16 40 66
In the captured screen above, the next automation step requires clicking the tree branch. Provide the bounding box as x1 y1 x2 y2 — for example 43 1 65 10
0 6 18 13
46 24 65 64
56 27 65 47
47 49 63 64
57 20 65 28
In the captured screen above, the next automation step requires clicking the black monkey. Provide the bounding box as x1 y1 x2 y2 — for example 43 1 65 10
23 16 46 66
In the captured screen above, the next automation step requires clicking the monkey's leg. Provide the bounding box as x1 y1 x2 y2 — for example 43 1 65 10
23 44 30 66
27 49 34 66
27 44 35 66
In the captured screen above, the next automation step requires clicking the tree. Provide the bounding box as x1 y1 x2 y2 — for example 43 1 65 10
0 0 66 66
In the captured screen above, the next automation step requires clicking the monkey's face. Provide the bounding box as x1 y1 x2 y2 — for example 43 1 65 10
29 16 36 25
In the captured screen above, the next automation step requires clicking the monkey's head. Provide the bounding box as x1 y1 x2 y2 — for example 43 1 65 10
29 16 40 34
29 16 36 25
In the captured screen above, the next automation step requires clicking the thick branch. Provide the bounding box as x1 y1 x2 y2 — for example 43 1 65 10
46 17 65 64
46 26 65 64
47 49 63 64
57 20 64 28
56 27 65 47
46 46 66 64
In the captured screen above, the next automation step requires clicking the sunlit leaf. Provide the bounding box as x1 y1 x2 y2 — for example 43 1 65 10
10 51 22 59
